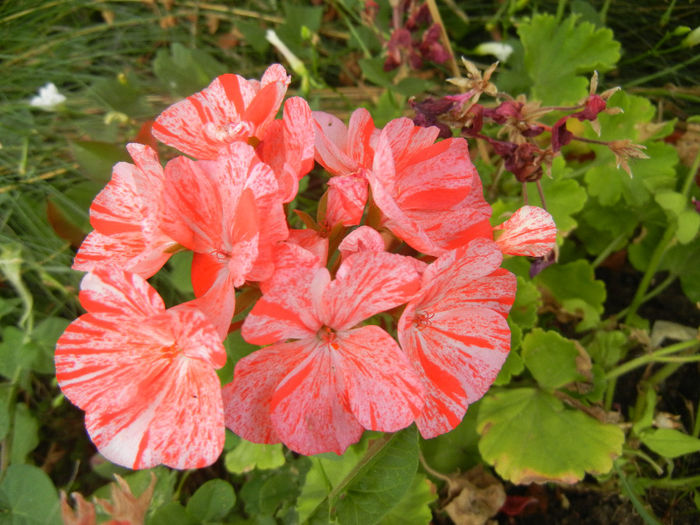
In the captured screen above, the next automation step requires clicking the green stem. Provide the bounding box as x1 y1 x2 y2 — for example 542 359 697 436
604 376 617 411
555 0 568 23
623 54 700 88
624 227 675 324
614 462 662 525
641 475 700 490
592 233 626 269
606 339 700 380
599 0 613 25
616 274 677 319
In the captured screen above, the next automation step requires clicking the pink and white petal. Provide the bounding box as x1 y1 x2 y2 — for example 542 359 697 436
346 108 376 167
337 326 423 431
55 312 225 469
223 339 308 445
73 230 175 279
161 156 230 252
326 174 369 227
152 95 229 160
126 142 163 184
398 305 511 438
397 302 466 437
379 118 419 165
313 112 356 176
430 268 516 319
392 139 474 211
260 63 291 87
322 251 420 330
78 267 163 317
89 163 144 235
420 239 504 299
186 268 236 340
281 97 316 185
338 225 385 260
242 81 286 139
85 356 224 470
242 268 321 345
287 230 328 268
270 339 364 455
494 205 557 257
166 305 228 368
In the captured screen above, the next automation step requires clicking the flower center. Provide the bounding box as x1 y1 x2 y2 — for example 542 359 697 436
414 311 434 331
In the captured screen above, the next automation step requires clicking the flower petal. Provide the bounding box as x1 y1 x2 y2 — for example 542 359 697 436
78 267 163 317
223 340 310 445
326 174 369 227
337 226 385 259
399 305 511 438
55 306 225 469
322 251 421 330
242 267 322 345
337 325 423 431
269 339 364 455
494 205 557 257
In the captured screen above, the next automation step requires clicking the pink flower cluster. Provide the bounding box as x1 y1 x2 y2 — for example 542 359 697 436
56 64 556 468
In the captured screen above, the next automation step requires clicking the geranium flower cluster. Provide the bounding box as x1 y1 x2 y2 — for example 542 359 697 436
55 64 556 469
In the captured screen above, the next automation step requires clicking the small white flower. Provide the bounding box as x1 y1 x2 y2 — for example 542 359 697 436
474 42 514 63
29 82 66 111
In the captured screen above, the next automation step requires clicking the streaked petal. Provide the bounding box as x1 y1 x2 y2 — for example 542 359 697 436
326 174 368 227
73 230 175 279
270 338 364 455
399 305 511 438
242 267 321 345
223 340 309 445
55 306 225 469
186 267 236 340
78 267 163 317
338 226 385 259
313 111 356 175
495 205 557 257
337 326 423 431
322 251 421 330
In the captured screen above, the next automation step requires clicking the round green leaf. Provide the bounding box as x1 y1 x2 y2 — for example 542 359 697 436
522 329 584 390
535 259 606 331
0 464 61 524
477 388 624 484
677 210 700 244
224 440 285 474
149 502 197 525
186 479 235 521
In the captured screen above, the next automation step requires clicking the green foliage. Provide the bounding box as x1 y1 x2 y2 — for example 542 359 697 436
153 43 227 97
535 260 606 331
640 429 700 459
186 480 236 522
0 464 62 524
299 428 422 525
477 388 625 484
518 13 620 105
522 329 585 390
225 438 286 474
